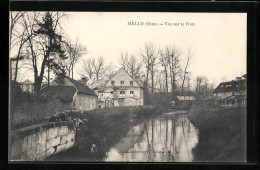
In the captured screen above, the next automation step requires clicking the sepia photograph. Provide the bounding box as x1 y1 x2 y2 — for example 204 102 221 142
9 12 247 162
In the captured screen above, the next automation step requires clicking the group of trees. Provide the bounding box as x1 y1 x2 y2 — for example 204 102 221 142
118 43 215 104
10 12 85 94
10 12 215 100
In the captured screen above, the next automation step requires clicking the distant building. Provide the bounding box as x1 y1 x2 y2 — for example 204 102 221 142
93 88 114 108
40 75 98 111
154 91 196 108
212 75 246 107
103 67 144 107
86 77 106 90
20 79 34 93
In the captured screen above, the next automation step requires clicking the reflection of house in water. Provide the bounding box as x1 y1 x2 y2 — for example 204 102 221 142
105 114 198 162
113 123 145 153
211 74 246 107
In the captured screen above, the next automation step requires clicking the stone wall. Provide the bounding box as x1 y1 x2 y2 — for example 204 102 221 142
10 122 76 161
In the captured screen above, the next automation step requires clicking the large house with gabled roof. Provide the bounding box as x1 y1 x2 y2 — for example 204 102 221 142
211 74 246 107
103 67 144 106
40 74 98 111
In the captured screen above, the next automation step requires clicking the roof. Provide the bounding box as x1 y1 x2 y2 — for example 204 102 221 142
219 95 246 101
66 77 97 96
176 96 196 101
242 74 247 79
21 79 33 85
104 67 143 88
40 86 76 102
40 76 97 103
154 91 196 100
213 79 246 93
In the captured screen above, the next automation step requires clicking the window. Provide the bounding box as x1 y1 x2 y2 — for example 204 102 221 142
111 91 114 94
120 91 125 97
130 81 133 86
130 91 134 94
111 81 115 85
120 81 124 85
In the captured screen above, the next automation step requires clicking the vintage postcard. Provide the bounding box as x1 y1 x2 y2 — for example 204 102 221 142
9 12 247 162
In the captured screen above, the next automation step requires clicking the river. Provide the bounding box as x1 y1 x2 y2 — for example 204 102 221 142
47 110 199 162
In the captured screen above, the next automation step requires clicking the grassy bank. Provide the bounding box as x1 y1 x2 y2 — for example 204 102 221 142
188 104 246 162
65 106 166 146
46 105 167 161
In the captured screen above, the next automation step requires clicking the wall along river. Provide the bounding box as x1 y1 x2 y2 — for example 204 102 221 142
47 110 199 162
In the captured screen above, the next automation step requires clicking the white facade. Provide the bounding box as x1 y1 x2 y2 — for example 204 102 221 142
104 68 144 106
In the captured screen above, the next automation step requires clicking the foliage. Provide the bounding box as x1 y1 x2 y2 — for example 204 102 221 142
188 104 246 161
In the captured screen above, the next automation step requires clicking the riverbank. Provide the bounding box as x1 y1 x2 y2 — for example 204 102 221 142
188 104 246 162
46 105 167 161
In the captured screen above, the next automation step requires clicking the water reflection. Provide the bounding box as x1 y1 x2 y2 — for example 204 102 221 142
105 113 198 162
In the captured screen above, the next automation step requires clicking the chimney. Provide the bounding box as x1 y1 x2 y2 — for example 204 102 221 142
82 77 87 85
93 89 99 95
134 73 140 80
236 77 241 80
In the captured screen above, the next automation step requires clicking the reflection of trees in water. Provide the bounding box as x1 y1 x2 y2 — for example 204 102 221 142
142 115 196 162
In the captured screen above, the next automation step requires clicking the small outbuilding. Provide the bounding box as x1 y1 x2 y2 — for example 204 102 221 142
40 75 98 111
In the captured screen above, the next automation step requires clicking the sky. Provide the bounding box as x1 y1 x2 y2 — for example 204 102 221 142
64 12 247 85
15 12 247 86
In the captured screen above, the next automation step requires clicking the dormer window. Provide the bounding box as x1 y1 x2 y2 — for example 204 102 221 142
120 81 124 85
130 81 133 86
111 81 115 85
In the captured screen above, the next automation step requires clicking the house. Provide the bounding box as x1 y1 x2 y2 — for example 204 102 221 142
103 67 144 107
173 91 196 107
211 75 246 107
154 91 196 108
40 74 98 111
86 77 106 90
92 88 114 108
20 79 34 93
218 95 246 107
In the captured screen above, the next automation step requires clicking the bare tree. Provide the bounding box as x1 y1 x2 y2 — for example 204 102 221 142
119 51 142 78
181 48 192 91
159 48 169 92
10 12 29 81
93 56 105 80
128 55 142 78
22 12 67 94
139 43 159 104
63 37 87 78
10 12 25 48
119 51 129 72
166 46 181 94
195 76 211 97
80 58 95 79
105 65 116 80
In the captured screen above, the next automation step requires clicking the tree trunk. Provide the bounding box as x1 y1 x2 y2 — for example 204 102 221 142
71 65 74 79
164 65 168 92
151 66 154 104
48 55 50 86
14 45 22 81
